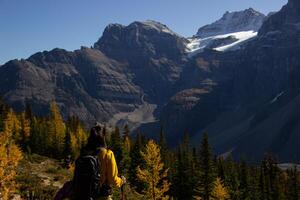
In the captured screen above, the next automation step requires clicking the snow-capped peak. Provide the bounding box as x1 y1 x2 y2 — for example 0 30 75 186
186 8 266 56
197 8 265 38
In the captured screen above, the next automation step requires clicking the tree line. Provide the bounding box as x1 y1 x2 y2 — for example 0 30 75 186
0 99 300 200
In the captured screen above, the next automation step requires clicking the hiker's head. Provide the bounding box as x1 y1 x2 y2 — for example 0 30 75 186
87 122 106 149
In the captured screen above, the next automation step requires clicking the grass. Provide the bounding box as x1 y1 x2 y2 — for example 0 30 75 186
16 154 73 200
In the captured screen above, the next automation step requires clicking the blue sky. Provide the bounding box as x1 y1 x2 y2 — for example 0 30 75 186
0 0 287 65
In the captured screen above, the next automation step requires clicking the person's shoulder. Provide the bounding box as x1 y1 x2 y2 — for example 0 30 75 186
106 148 114 156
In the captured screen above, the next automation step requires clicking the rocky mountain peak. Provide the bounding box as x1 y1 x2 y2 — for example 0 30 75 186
128 20 179 36
94 20 188 61
196 8 266 38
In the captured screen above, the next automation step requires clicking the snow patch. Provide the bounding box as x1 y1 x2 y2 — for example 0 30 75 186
186 31 258 56
215 31 258 51
270 91 285 104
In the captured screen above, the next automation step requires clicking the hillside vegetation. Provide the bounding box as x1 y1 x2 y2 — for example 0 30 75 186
0 100 300 200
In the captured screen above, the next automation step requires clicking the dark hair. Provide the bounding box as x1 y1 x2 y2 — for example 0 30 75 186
86 126 106 149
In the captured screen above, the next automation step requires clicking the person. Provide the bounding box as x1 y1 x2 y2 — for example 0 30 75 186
70 123 126 200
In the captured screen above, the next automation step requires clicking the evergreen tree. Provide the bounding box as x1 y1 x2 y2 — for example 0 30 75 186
137 140 170 200
172 132 195 199
287 166 300 200
217 158 226 182
110 126 123 166
25 101 33 121
19 112 31 151
64 127 72 158
248 166 260 200
123 124 131 152
260 155 281 200
224 156 240 200
159 126 168 165
129 133 146 192
239 159 251 200
0 98 8 132
259 164 268 200
194 133 216 200
121 124 131 175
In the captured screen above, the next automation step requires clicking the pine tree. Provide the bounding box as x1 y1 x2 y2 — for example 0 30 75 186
20 112 31 150
259 161 268 200
239 159 251 200
129 133 146 192
0 98 8 132
172 132 195 199
137 140 170 200
287 166 300 200
217 158 226 182
123 124 131 152
194 133 216 200
210 177 230 200
25 101 33 121
64 127 72 158
224 156 240 200
110 126 123 166
248 166 261 200
121 124 131 175
260 155 281 200
159 126 168 164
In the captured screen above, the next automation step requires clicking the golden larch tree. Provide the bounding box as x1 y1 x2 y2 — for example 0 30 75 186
4 109 21 142
210 178 230 200
48 101 66 157
0 121 23 199
137 140 170 200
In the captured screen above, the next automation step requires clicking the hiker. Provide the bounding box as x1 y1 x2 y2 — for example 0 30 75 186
55 123 126 200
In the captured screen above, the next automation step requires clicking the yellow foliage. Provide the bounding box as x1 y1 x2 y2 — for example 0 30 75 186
4 109 21 141
137 140 170 200
77 125 87 148
49 102 66 155
124 136 131 152
210 178 230 200
20 112 30 142
0 131 23 200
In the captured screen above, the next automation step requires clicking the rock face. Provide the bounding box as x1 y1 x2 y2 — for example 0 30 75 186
0 48 142 123
94 20 188 103
2 0 300 161
196 8 265 37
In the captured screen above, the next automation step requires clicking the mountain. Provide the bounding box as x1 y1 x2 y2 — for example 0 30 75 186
0 20 187 128
1 1 300 162
160 0 300 162
186 8 266 55
94 20 188 104
0 48 142 123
